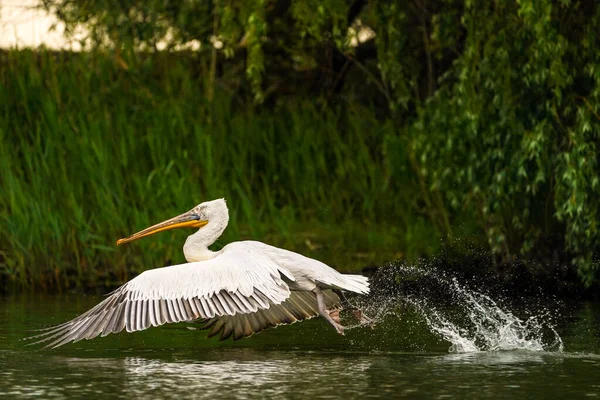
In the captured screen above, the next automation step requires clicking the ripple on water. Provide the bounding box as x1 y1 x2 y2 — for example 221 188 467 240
1 279 600 398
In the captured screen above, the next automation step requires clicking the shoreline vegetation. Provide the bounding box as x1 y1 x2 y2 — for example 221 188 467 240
0 49 596 298
1 50 427 292
2 0 600 296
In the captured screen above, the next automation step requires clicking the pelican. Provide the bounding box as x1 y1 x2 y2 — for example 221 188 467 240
29 199 371 348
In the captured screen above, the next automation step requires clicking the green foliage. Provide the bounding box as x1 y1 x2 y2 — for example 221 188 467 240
4 0 600 288
408 1 600 284
0 50 428 291
40 0 355 103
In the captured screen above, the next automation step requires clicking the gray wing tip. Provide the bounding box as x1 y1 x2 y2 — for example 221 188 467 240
201 290 343 341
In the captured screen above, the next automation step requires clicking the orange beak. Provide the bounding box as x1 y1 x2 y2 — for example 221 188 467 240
116 210 208 245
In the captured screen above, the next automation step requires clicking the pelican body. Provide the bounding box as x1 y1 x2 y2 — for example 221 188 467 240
30 199 370 348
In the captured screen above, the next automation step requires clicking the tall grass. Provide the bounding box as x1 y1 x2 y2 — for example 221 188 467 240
0 49 439 292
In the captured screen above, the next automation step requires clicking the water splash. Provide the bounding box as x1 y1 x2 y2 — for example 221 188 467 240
409 279 563 353
366 263 564 354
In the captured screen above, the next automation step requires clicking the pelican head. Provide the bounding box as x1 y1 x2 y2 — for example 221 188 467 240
116 198 229 247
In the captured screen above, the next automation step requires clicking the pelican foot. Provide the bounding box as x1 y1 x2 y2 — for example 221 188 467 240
329 309 341 324
352 309 375 327
326 310 345 335
314 287 346 335
332 321 345 335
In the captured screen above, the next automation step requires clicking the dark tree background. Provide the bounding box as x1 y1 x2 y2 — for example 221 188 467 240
1 0 599 290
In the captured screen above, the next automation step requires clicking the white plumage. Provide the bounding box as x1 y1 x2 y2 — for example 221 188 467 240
28 199 370 348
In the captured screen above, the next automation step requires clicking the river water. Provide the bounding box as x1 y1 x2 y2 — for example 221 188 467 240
1 280 600 399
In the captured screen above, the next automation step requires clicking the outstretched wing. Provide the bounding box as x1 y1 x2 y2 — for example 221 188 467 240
203 290 341 340
26 244 296 348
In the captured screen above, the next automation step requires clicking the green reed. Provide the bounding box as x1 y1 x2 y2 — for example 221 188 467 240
0 49 439 292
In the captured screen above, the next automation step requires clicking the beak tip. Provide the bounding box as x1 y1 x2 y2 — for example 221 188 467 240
116 239 124 246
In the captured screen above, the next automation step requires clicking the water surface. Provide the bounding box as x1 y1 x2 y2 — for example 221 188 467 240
2 294 600 399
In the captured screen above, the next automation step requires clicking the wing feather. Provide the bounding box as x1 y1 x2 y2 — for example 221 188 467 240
104 302 125 335
148 300 158 327
137 300 145 331
141 300 148 329
234 290 257 313
216 293 233 315
159 299 170 324
125 300 135 332
187 297 201 319
210 295 226 316
201 297 217 318
25 243 295 348
202 290 342 341
80 313 105 341
248 241 369 294
221 292 241 314
133 300 142 331
170 298 183 322
247 313 262 333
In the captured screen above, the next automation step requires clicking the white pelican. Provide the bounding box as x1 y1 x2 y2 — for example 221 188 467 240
29 199 371 348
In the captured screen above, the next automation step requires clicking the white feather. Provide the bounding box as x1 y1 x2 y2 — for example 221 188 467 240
26 198 369 348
